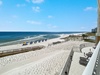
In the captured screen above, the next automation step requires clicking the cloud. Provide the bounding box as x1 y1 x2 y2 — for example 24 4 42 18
0 0 2 6
81 27 85 29
52 26 57 28
26 0 30 2
84 7 97 11
27 20 42 25
32 0 44 4
48 15 53 18
47 24 57 28
16 4 26 7
32 6 40 12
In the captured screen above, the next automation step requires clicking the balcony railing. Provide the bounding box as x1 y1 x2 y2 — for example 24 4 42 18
82 42 100 75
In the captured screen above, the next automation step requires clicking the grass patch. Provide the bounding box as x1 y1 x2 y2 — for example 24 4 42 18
84 39 95 43
85 32 96 36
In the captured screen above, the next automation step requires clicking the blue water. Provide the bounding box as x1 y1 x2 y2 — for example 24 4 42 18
0 32 83 46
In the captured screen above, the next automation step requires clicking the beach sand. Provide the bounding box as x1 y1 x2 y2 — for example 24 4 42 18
0 33 95 75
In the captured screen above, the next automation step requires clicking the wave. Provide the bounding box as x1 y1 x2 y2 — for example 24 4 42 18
0 34 61 46
0 35 45 46
22 35 45 41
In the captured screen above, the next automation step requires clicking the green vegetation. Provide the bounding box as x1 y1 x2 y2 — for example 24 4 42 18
85 32 96 36
82 32 96 43
84 39 96 43
82 34 88 39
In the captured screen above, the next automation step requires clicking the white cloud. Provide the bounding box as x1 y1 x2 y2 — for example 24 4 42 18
52 26 57 28
84 7 97 11
26 0 30 2
47 24 57 28
32 6 40 12
27 20 42 25
16 4 20 7
81 27 85 29
32 0 44 4
16 4 26 7
48 15 53 18
0 1 2 6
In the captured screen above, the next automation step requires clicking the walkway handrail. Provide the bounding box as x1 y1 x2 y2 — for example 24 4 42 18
82 42 100 75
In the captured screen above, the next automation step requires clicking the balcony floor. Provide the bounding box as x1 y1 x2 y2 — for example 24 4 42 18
69 47 94 75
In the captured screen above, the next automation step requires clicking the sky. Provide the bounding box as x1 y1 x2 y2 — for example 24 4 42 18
0 0 97 32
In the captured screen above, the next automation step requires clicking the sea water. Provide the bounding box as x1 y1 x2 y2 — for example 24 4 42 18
0 32 82 46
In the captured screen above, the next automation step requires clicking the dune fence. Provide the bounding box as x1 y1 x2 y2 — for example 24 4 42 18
0 45 45 57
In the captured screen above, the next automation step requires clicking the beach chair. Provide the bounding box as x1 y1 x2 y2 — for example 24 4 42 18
23 42 27 46
86 52 93 57
30 41 33 44
79 57 89 66
34 41 37 44
42 39 44 42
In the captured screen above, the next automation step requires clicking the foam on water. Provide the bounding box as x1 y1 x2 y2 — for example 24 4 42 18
0 34 60 46
0 35 44 46
0 32 83 46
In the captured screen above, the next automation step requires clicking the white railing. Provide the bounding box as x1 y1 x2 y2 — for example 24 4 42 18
82 42 100 75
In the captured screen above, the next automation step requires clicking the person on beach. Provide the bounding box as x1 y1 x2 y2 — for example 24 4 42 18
84 52 86 57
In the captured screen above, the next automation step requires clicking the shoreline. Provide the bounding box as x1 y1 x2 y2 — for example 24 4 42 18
0 33 83 51
0 33 84 47
0 32 95 75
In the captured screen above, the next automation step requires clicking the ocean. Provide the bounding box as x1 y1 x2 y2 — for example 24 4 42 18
0 32 82 46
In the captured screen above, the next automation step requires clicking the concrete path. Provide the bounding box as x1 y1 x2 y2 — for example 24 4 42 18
69 47 95 75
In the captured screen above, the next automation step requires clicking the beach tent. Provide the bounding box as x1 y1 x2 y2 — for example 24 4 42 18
23 42 27 46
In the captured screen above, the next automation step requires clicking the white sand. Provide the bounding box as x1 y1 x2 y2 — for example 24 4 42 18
0 41 86 75
1 50 70 75
0 33 94 75
0 36 64 51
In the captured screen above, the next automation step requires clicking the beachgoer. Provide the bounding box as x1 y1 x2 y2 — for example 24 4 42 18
84 52 85 55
